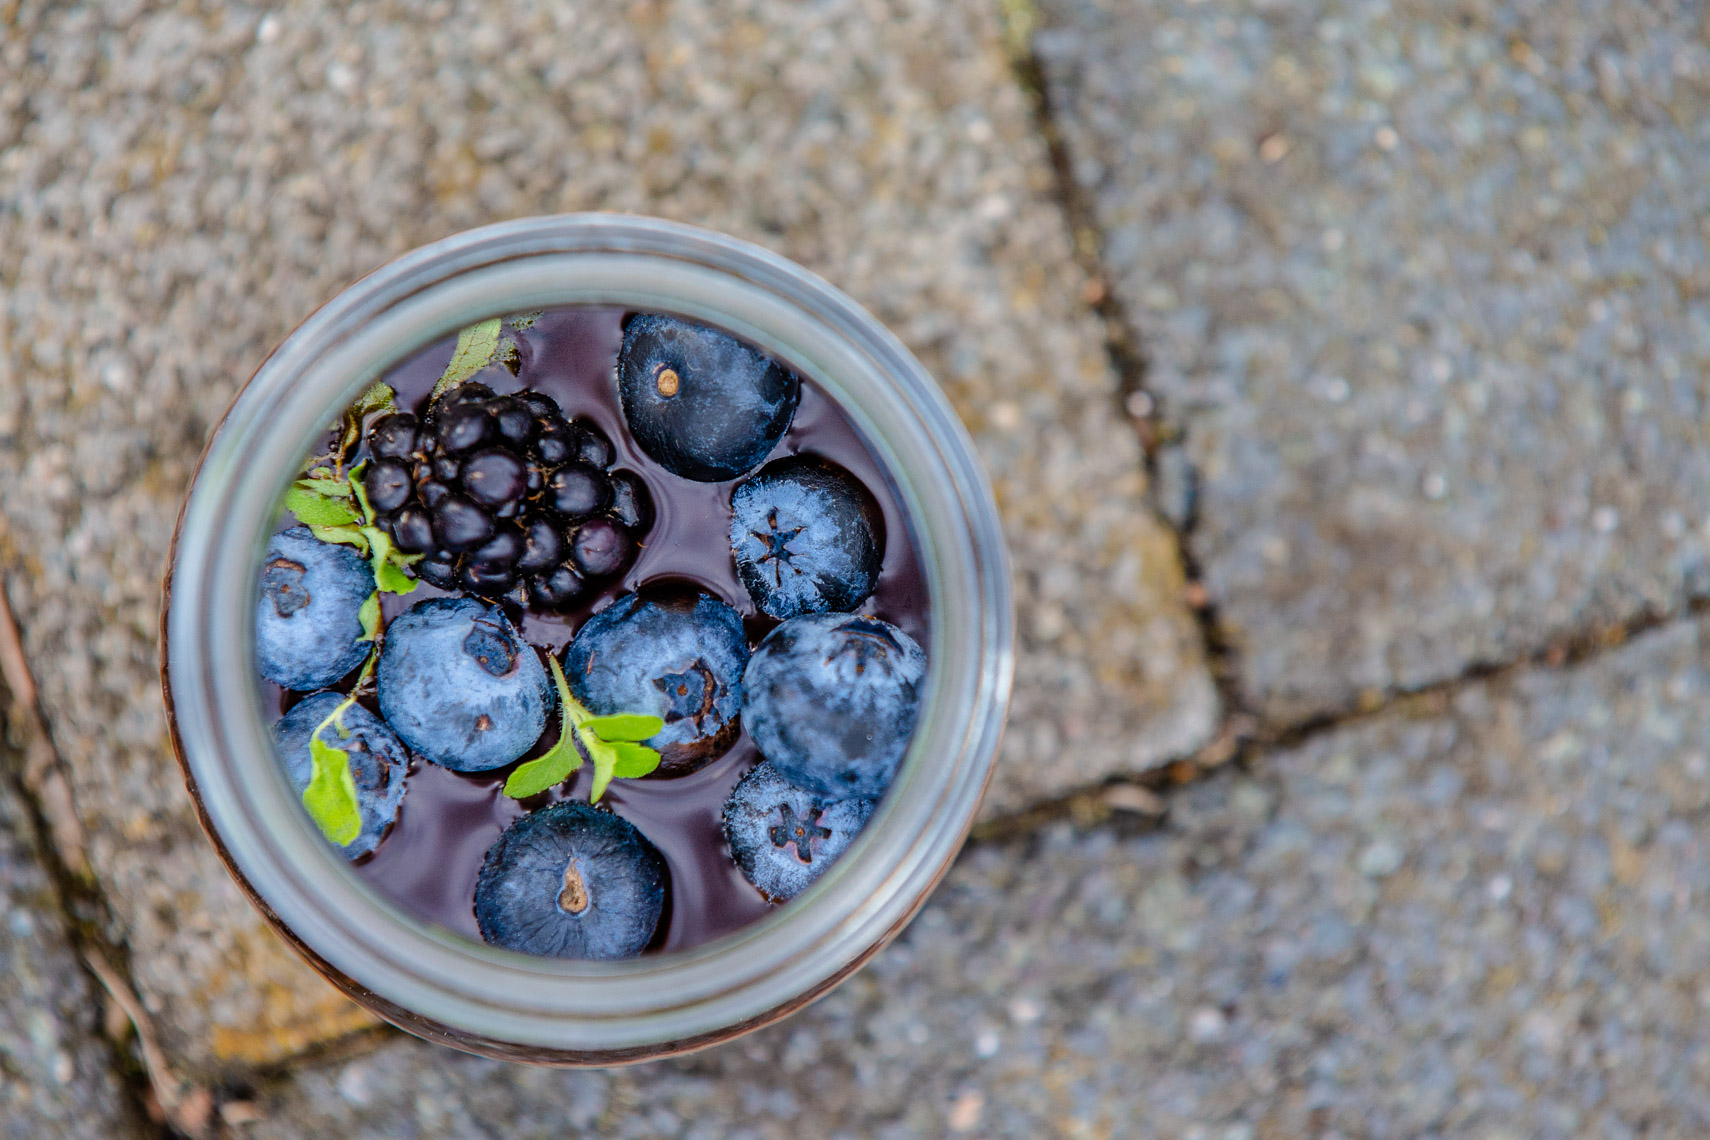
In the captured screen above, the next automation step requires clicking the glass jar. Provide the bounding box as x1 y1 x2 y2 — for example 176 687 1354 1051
162 214 1013 1063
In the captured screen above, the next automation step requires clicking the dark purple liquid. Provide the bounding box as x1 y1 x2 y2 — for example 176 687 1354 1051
263 307 930 954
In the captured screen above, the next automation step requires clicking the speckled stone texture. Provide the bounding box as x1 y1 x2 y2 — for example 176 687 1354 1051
1036 0 1710 722
0 756 137 1138
0 0 1213 1074
250 614 1710 1137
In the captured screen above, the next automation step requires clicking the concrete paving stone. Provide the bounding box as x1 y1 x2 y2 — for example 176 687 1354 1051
250 612 1710 1138
0 0 1214 1074
1035 0 1710 722
0 746 139 1138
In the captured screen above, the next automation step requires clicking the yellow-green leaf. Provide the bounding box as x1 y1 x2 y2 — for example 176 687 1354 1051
352 380 396 416
608 741 662 779
584 713 665 743
309 524 369 554
431 318 503 398
357 592 381 643
349 460 374 522
294 475 352 497
502 657 583 799
502 742 582 799
286 485 360 527
304 734 362 847
580 730 621 803
375 560 416 595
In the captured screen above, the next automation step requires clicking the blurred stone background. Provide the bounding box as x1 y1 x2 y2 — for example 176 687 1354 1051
1 0 1708 1135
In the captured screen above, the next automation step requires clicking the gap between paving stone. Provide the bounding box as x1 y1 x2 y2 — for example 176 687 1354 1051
995 0 1257 757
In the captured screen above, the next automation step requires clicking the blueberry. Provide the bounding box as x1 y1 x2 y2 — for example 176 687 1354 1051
255 526 374 691
722 762 875 901
563 590 749 774
617 314 800 482
376 597 551 772
272 692 409 859
474 802 666 960
729 457 883 619
743 614 926 799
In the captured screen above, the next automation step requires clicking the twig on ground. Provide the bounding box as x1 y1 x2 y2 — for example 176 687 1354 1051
0 581 89 875
82 947 214 1139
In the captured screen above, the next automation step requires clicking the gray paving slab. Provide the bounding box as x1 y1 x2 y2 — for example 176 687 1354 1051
1035 0 1710 722
0 748 138 1138
0 0 1213 1074
246 612 1710 1138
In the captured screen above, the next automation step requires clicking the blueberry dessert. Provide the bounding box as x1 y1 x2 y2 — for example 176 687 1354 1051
730 457 883 619
562 590 749 775
377 597 551 772
618 314 800 481
255 526 374 690
743 614 927 799
723 762 875 901
366 381 651 609
273 692 409 858
259 306 930 960
475 802 666 959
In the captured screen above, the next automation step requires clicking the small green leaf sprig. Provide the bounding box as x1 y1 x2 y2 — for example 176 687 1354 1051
428 312 536 400
504 657 664 802
284 381 419 846
301 654 377 847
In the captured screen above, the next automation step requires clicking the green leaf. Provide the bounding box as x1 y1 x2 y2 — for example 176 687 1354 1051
285 485 360 528
304 732 362 847
580 731 622 804
375 560 416 595
608 741 662 779
349 460 374 522
352 380 397 417
502 657 584 799
357 592 381 642
583 713 665 743
361 525 399 590
293 475 352 497
431 318 503 399
309 524 369 554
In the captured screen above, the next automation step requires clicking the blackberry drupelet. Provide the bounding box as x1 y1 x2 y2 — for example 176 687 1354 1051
365 384 652 609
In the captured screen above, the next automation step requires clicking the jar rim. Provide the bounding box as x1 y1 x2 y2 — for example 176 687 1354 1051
163 214 1013 1062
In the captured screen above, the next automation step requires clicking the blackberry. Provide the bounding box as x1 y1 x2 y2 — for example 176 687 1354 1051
365 387 651 609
